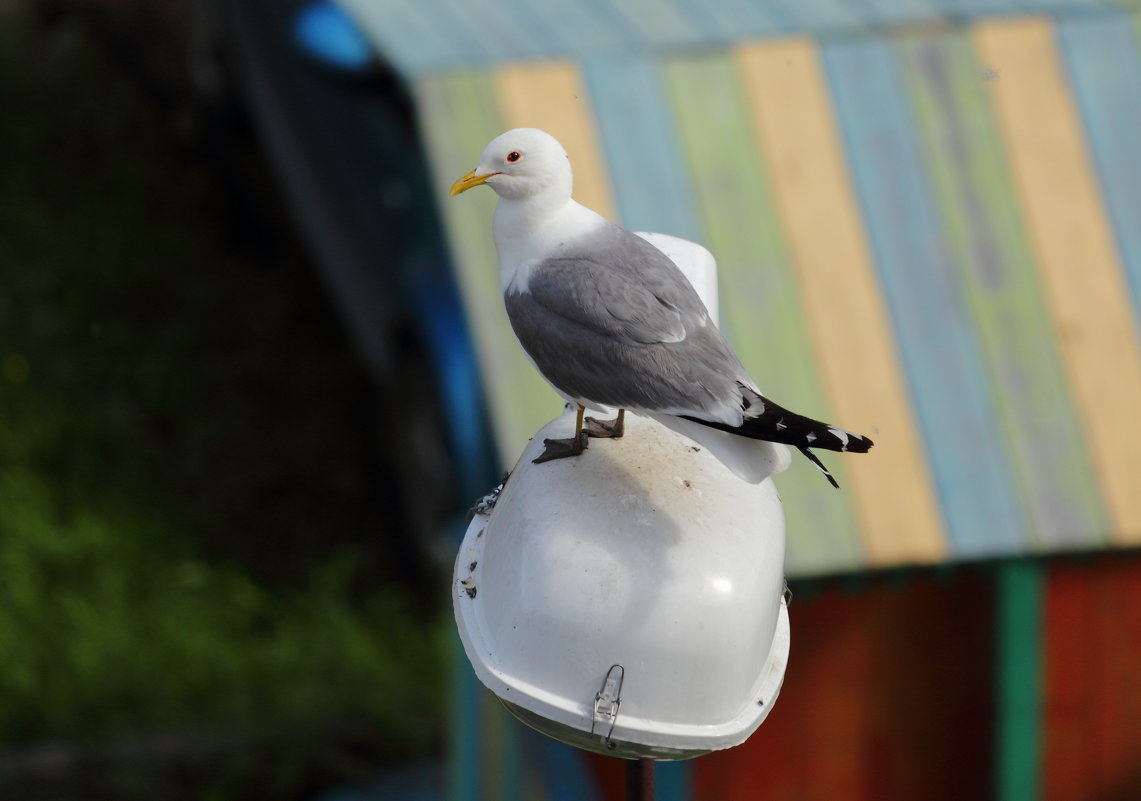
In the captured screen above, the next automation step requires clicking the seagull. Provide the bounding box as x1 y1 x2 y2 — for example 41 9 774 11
450 128 873 487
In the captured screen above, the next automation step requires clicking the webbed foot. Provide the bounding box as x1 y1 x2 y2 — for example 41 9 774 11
533 431 589 463
584 409 625 439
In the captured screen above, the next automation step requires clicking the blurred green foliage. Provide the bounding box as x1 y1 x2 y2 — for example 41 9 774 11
0 7 447 796
0 459 445 742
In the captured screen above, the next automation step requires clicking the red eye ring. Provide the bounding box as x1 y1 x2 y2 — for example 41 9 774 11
506 151 521 163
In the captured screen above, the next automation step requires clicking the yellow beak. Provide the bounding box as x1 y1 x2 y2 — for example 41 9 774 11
449 170 495 196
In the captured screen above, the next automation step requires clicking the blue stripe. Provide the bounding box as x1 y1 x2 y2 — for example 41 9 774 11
651 0 748 46
822 38 1029 557
588 0 694 47
1059 10 1141 323
503 0 628 56
481 0 577 56
941 0 1013 12
351 0 458 77
772 0 862 29
677 0 783 40
410 267 498 503
455 0 549 64
531 733 602 801
583 56 703 240
852 0 942 25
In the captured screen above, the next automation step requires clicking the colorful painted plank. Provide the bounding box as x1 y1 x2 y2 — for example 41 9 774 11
823 37 1029 558
581 55 702 240
735 37 948 567
974 16 1141 545
662 50 865 575
899 29 1107 551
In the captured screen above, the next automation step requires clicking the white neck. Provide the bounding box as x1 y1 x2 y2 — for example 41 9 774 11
493 197 605 293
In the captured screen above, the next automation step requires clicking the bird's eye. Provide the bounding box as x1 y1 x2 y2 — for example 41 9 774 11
506 151 521 163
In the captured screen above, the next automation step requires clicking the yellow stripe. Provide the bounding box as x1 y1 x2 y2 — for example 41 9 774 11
974 17 1141 545
735 38 948 565
494 60 618 222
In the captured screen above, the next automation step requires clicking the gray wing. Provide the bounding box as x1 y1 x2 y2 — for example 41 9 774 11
505 226 752 424
525 227 707 346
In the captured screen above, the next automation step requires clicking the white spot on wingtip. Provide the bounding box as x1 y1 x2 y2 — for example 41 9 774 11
805 431 817 443
828 426 850 451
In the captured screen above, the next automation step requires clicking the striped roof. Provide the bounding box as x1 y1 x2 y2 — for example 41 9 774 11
346 2 1141 575
338 0 1136 76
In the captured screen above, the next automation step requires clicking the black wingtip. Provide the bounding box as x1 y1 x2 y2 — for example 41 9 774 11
798 447 841 489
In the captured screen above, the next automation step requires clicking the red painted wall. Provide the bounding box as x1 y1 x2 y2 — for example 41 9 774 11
590 570 995 800
588 555 1141 801
1043 553 1141 801
691 573 995 801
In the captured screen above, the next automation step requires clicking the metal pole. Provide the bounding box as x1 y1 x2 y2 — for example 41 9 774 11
626 758 655 801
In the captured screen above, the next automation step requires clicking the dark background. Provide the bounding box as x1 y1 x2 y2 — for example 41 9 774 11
0 1 453 798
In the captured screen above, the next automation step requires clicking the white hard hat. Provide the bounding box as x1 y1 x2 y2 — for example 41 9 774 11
454 410 790 760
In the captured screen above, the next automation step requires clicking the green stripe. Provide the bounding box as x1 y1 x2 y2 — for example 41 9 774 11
900 30 1107 550
662 51 863 576
995 561 1044 801
415 71 563 462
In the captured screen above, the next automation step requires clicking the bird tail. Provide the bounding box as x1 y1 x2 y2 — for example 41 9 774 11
796 446 841 489
680 391 873 489
733 405 873 455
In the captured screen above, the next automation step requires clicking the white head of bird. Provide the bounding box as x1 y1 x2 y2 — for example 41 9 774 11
451 128 599 292
450 127 572 203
